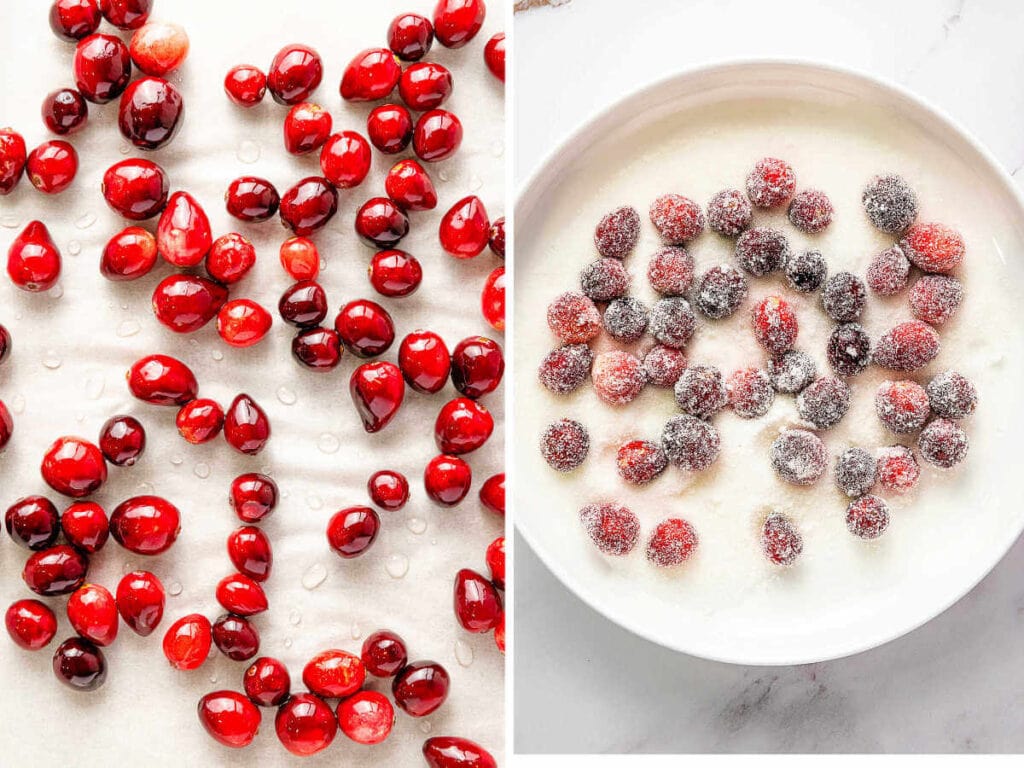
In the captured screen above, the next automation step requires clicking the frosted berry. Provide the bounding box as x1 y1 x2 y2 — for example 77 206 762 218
647 247 694 296
649 194 704 244
367 104 414 153
770 429 828 486
846 495 890 540
926 370 977 419
797 376 850 430
875 380 930 434
822 271 866 323
918 418 969 469
547 291 601 344
6 496 60 550
580 258 629 302
707 189 751 236
761 513 802 566
862 174 918 234
693 264 748 319
594 205 640 258
877 445 920 494
267 44 323 105
787 189 833 233
230 473 278 523
834 447 876 497
116 570 164 636
362 630 408 677
538 344 592 394
27 140 78 194
784 249 827 293
591 351 645 406
337 690 394 745
578 503 639 556
42 88 89 136
244 657 290 706
746 157 795 208
727 367 774 418
388 13 433 61
224 65 266 107
616 440 667 485
650 297 696 348
751 296 798 355
735 227 789 277
6 599 58 650
368 470 410 511
909 275 963 325
827 323 872 376
646 518 698 568
900 223 965 274
662 414 720 472
767 350 816 394
866 246 911 295
873 321 940 371
603 297 649 342
225 176 279 222
61 502 109 553
674 364 726 419
643 345 686 388
540 419 589 472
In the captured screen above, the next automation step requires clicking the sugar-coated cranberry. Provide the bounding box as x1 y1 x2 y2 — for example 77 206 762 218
6 599 58 650
752 295 798 355
866 245 911 295
797 375 850 430
99 414 146 466
115 569 164 635
423 736 499 768
433 0 486 48
335 299 395 358
279 237 319 281
50 0 102 42
647 246 694 296
877 445 921 494
367 103 414 153
768 350 816 394
110 495 180 555
0 128 28 195
362 630 408 677
292 327 343 371
727 367 775 418
693 264 748 319
900 223 965 274
102 157 168 220
579 259 627 303
321 131 372 189
454 568 502 633
674 363 727 418
61 502 109 553
846 495 890 539
875 380 930 434
355 197 410 248
482 267 506 332
909 275 963 326
746 157 795 208
400 62 454 111
224 394 271 456
244 657 290 707
42 88 89 136
284 102 332 155
152 274 228 333
224 65 267 107
435 398 494 454
23 545 89 596
216 573 268 617
130 21 189 76
176 398 225 444
275 693 336 756
369 249 423 297
53 636 106 691
835 447 876 498
826 323 871 377
279 280 327 327
198 691 261 749
662 415 720 472
863 174 918 234
367 470 410 512
341 48 401 102
268 44 323 105
228 526 273 583
538 344 592 395
650 297 696 348
6 496 60 550
592 351 645 406
280 176 338 236
540 419 589 472
736 227 789 276
230 473 278 523
926 370 977 419
126 354 197 406
213 613 260 661
118 76 184 150
604 297 650 343
650 193 704 243
99 0 151 29
386 158 438 211
616 439 668 485
484 33 506 82
643 345 687 388
217 299 273 348
918 418 969 469
761 513 803 566
303 649 366 699
157 191 212 266
337 690 394 745
873 321 940 371
424 454 472 506
27 140 78 194
42 436 107 498
414 109 463 161
441 195 490 258
74 33 131 103
707 188 752 236
784 249 827 293
547 291 600 344
646 518 699 567
822 271 867 323
398 330 451 394
162 613 212 670
350 361 406 433
770 429 827 486
225 176 279 221
206 232 256 285
788 188 833 233
393 660 450 717
67 583 118 647
451 336 504 399
327 506 381 558
594 206 640 258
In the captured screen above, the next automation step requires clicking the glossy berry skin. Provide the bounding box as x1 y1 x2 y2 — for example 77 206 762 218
350 361 406 433
367 104 414 154
99 414 146 466
53 637 106 691
303 649 366 699
244 657 290 706
267 44 323 105
50 0 102 42
27 140 78 194
163 613 212 670
152 274 228 333
226 176 279 221
67 583 118 646
212 613 260 661
399 62 454 111
7 221 61 291
218 299 273 348
6 599 58 650
341 48 401 102
118 76 184 150
228 526 273 582
388 13 434 61
157 191 213 267
423 736 498 768
369 249 423 297
99 0 152 29
399 330 451 394
385 159 437 212
0 401 10 451
280 281 328 327
489 217 505 258
368 470 410 511
275 693 337 757
126 354 197 406
230 473 278 523
454 568 502 632
487 536 505 589
102 227 158 283
424 454 472 507
198 691 261 748
0 324 9 364
414 109 463 162
74 33 131 103
61 501 109 553
130 21 189 76
320 131 372 189
207 233 256 285
435 398 494 454
361 630 408 677
224 65 267 107
484 33 505 83
23 545 89 596
440 196 490 258
451 336 504 398
355 197 410 249
280 176 338 236
5 496 60 550
102 158 168 220
335 299 395 357
216 573 269 616
292 328 343 371
115 569 164 636
392 660 450 717
337 691 394 745
42 88 89 135
481 267 505 332
327 506 381 559
279 237 320 281
110 495 180 555
0 128 27 195
479 473 504 517
42 436 107 498
176 398 225 444
224 395 271 455
284 103 332 155
434 0 486 48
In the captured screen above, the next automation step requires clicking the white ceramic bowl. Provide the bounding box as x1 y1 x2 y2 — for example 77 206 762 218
514 60 1024 665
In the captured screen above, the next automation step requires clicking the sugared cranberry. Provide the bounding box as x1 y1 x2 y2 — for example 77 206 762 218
736 227 789 277
176 398 225 444
102 157 168 220
275 693 336 756
42 88 89 136
67 583 118 646
162 613 212 670
875 380 930 434
212 613 260 661
41 436 107 498
385 159 438 212
361 629 408 677
110 495 180 554
337 690 394 745
454 568 502 633
244 657 290 707
393 660 450 717
707 188 752 236
646 518 699 567
230 473 278 523
115 569 164 635
327 506 381 558
482 267 505 332
279 237 319 281
909 275 963 326
616 439 668 485
206 232 256 285
423 736 498 768
216 573 268 617
489 217 506 259
228 526 273 582
99 414 146 466
369 249 423 297
487 536 505 589
157 191 212 267
118 76 184 150
129 21 189 76
547 291 599 344
0 128 27 195
761 513 803 566
414 109 463 161
320 131 372 189
74 33 131 103
279 281 328 327
350 361 406 432
873 321 940 371
484 33 506 82
50 0 102 42
751 295 798 355
6 496 60 550
694 264 748 319
918 418 969 469
863 173 918 233
451 336 504 399
280 176 338 236
674 364 727 418
303 649 366 699
826 323 871 377
367 104 414 154
594 205 640 258
433 0 486 47
424 454 472 506
27 140 78 194
866 246 911 295
355 197 410 248
538 344 592 395
440 196 490 258
399 62 453 111
283 102 332 155
368 470 410 511
927 370 977 419
152 274 228 333
650 193 704 244
341 48 401 102
835 447 876 497
198 691 261 748
268 44 323 105
398 330 451 393
770 429 827 486
226 176 279 221
99 0 151 29
746 157 795 208
225 65 267 107
646 247 694 297
788 188 833 233
217 299 273 348
785 249 827 294
650 297 696 348
7 221 62 291
61 501 109 553
662 415 720 472
479 473 505 516
389 13 434 60
877 445 921 494
797 375 850 430
727 367 774 418
224 394 271 455
822 271 867 323
335 299 395 357
900 222 965 274
435 398 494 455
292 327 343 371
592 350 645 406
602 296 648 342
846 495 890 539
53 636 106 691
23 545 89 596
126 354 197 406
6 599 58 650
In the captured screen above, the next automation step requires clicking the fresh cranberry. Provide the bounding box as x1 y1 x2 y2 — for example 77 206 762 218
434 0 486 48
216 573 269 616
486 536 505 589
244 657 290 706
224 394 271 455
267 44 323 105
110 495 180 554
6 496 60 550
27 140 78 194
6 599 58 650
99 0 151 29
205 233 255 285
435 398 493 455
53 637 106 691
198 691 261 748
303 649 366 698
99 414 146 465
99 227 156 282
152 274 228 333
230 473 278 523
846 495 890 539
361 630 408 677
320 130 371 188
873 321 940 371
279 237 319 281
900 222 965 273
102 157 168 220
0 128 28 194
41 437 107 498
67 583 118 646
283 102 332 155
393 660 450 717
909 275 963 325
424 454 471 506
212 613 260 661
484 32 505 82
335 299 395 357
489 217 505 258
280 176 338 236
23 545 89 596
226 176 279 221
163 613 212 670
126 354 197 406
115 569 164 635
385 158 437 211
368 470 410 511
7 221 61 291
355 197 410 248
481 267 505 332
327 506 381 558
398 329 451 393
118 76 184 150
369 249 423 297
224 65 267 107
340 48 401 102
129 21 189 76
0 324 9 365
367 104 414 153
74 33 131 103
176 398 225 444
454 568 502 632
746 157 795 208
479 473 504 516
217 299 273 348
414 109 463 161
61 502 109 553
399 62 454 111
293 327 343 371
279 281 327 328
42 88 89 136
338 690 394 745
275 693 336 756
440 196 490 258
228 526 273 583
451 336 503 399
157 191 212 267
423 736 498 768
50 0 102 42
350 361 405 433
0 401 11 451
388 13 434 60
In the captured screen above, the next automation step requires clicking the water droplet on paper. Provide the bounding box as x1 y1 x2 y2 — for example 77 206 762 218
168 581 183 596
67 240 81 256
208 674 218 684
237 140 261 164
49 284 64 299
122 561 137 575
75 212 96 229
350 621 362 640
284 637 293 649
302 563 327 590
84 371 104 400
119 143 130 155
419 721 433 734
138 481 155 495
406 516 427 535
0 215 19 229
116 319 141 337
289 610 302 626
211 349 224 361
385 554 409 579
306 493 323 510
42 351 62 369
438 168 450 182
317 433 340 454
75 413 85 423
469 173 483 191
455 639 474 667
170 454 183 466
9 394 26 414
194 462 211 479
276 386 297 405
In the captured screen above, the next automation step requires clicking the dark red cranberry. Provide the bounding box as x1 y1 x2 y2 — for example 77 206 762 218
320 130 371 188
157 190 213 266
61 501 109 553
213 613 260 661
479 473 504 516
846 495 890 539
218 299 273 348
616 440 669 484
361 630 408 677
126 354 197 406
41 437 107 498
873 321 940 372
327 506 381 558
99 414 147 465
228 526 273 583
367 104 414 154
454 569 502 633
369 249 423 297
0 400 10 451
53 636 106 691
176 398 225 444
392 660 450 717
226 176 279 221
822 271 867 323
279 281 328 327
335 299 396 357
7 221 61 291
224 394 271 456
27 140 78 194
388 13 434 61
451 337 503 399
424 454 471 506
224 65 267 107
367 470 410 511
918 418 969 469
487 536 505 588
284 102 332 155
435 398 494 454
761 513 803 566
74 33 132 103
23 545 89 596
355 197 410 248
116 570 164 636
399 330 451 393
736 226 789 276
423 736 498 768
42 88 89 135
163 613 211 669
751 296 798 355
198 691 262 748
6 599 58 650
244 657 290 707
414 109 463 162
275 693 336 756
646 518 700 567
102 157 168 220
230 473 278 523
399 62 454 111
337 690 394 745
280 176 338 236
216 573 269 616
433 0 486 48
484 33 506 83
539 345 591 396
0 128 28 195
482 267 505 332
67 583 118 646
6 496 60 550
101 225 158 280
152 274 228 333
385 158 437 212
303 649 366 699
279 237 319 281
129 21 189 77
206 232 256 285
99 0 151 29
340 48 401 102
350 361 405 433
110 495 180 554
489 217 505 258
267 44 323 105
118 76 184 150
0 323 9 364
50 0 102 42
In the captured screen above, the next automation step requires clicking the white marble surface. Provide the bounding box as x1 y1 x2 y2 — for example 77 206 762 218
513 0 1024 754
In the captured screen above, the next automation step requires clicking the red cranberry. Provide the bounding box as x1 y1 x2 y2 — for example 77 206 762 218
244 657 290 707
110 495 180 554
224 394 271 456
218 299 273 348
152 274 228 333
7 221 61 291
451 336 503 398
115 569 164 635
50 0 102 42
487 536 505 589
126 354 197 406
789 188 834 233
99 0 151 29
340 48 401 102
392 660 450 717
453 568 502 632
727 367 775 419
873 321 940 371
6 599 58 650
367 104 414 154
6 496 60 550
0 128 28 194
751 295 798 356
303 649 366 698
746 157 796 209
0 401 11 451
267 44 323 105
53 636 106 691
0 323 9 364
481 266 505 332
23 545 89 596
283 102 332 155
616 440 668 484
369 249 423 297
41 437 107 498
279 237 320 281
101 227 157 281
320 131 371 188
489 217 505 258
414 109 463 161
67 583 118 646
280 176 338 236
102 157 168 220
909 274 963 326
157 191 212 267
129 21 189 76
213 613 260 661
224 65 267 107
293 327 342 371
877 445 921 494
335 299 395 357
198 691 261 748
433 0 486 48
361 629 408 677
388 13 434 61
440 196 490 258
761 513 803 566
337 690 394 745
230 473 278 523
350 361 405 433
216 573 269 616
27 140 78 194
484 33 506 82
74 33 132 103
424 736 498 768
99 414 146 465
163 613 212 670
368 470 410 511
918 418 969 469
327 506 381 558
61 501 109 553
385 159 437 212
424 454 471 506
226 176 279 221
435 398 494 455
875 380 930 434
275 693 336 756
118 76 184 150
176 398 225 444
901 222 965 274
398 330 451 393
207 232 256 285
646 518 699 567
847 495 890 539
228 526 273 583
355 197 410 248
42 88 89 136
479 473 504 516
399 62 453 111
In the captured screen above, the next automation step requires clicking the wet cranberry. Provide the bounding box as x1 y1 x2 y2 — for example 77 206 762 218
244 657 291 707
0 400 10 451
283 102 332 155
434 0 486 47
335 299 396 357
115 569 164 635
130 21 189 76
163 613 212 670
61 501 109 553
279 237 320 281
226 176 279 221
435 398 494 454
399 330 451 393
0 323 9 364
355 197 410 248
198 691 261 748
27 140 78 194
454 568 502 632
7 221 61 291
440 196 490 258
228 526 273 583
393 660 450 717
67 583 118 646
388 13 434 61
338 690 394 745
213 613 260 661
126 354 197 406
207 232 256 285
0 128 27 195
367 104 414 153
327 506 381 558
118 75 184 149
74 33 131 103
369 249 423 297
320 130 371 188
224 394 271 456
280 281 328 327
368 470 410 511
50 0 102 42
176 398 225 444
42 88 89 135
489 217 505 259
291 327 341 371
110 495 180 555
216 573 269 616
230 473 278 523
99 0 151 29
481 266 505 332
41 437 107 498
479 473 504 517
280 176 338 236
424 454 472 506
487 536 505 589
423 737 498 768
484 33 506 83
385 159 437 213
350 361 405 433
451 336 504 399
102 157 168 220
275 693 336 756
23 545 89 596
225 65 267 107
152 274 228 333
414 109 463 162
361 630 408 677
218 299 273 348
399 62 454 111
157 191 213 266
341 48 402 102
6 496 60 550
303 649 366 698
267 44 323 105
53 636 106 691
100 227 157 283
99 414 147 465
6 599 58 650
